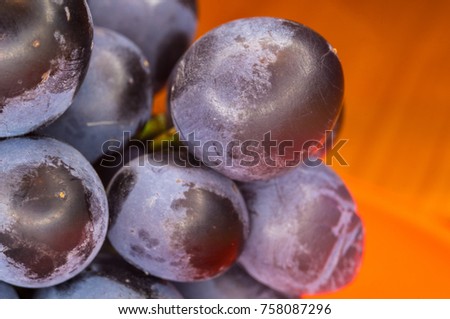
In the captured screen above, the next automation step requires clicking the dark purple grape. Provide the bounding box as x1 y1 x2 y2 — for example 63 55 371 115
107 152 249 282
0 0 93 137
39 27 152 163
88 0 197 91
34 254 182 299
0 281 19 299
170 17 344 181
238 163 364 296
0 137 108 288
175 265 289 299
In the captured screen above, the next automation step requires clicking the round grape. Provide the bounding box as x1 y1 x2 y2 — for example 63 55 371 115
0 137 108 288
88 0 197 91
0 0 93 137
170 17 344 181
39 27 152 163
239 163 364 295
107 152 249 282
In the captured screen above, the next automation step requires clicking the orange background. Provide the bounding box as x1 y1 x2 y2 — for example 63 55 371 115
154 0 450 298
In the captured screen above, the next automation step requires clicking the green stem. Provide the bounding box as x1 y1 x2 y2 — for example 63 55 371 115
137 113 167 140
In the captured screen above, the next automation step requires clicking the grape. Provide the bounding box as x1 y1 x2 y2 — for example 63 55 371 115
34 254 182 299
0 137 108 288
0 281 19 299
88 0 198 91
107 152 249 282
175 265 289 299
0 0 93 137
170 17 344 181
39 27 153 163
238 163 364 295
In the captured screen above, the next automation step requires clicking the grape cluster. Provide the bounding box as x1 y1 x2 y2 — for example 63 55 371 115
0 0 364 299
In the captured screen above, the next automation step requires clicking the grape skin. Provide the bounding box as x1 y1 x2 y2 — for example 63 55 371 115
88 0 197 91
0 0 93 137
107 153 249 282
34 255 182 299
0 137 108 288
39 27 153 163
239 163 364 295
170 17 344 182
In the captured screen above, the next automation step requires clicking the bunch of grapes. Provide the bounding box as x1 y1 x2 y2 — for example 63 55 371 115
0 0 364 299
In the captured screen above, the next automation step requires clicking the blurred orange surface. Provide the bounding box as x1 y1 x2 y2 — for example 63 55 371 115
155 0 450 298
